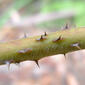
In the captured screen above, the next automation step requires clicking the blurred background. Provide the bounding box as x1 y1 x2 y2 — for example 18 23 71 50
0 0 85 85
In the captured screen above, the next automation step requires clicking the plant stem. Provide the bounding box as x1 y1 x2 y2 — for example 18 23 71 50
0 28 85 65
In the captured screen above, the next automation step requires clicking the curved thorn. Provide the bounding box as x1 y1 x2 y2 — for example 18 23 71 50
40 35 43 40
64 23 69 29
57 35 62 40
53 35 63 42
34 60 40 68
18 48 32 54
64 54 66 60
24 48 32 53
71 43 81 50
77 46 81 50
36 35 46 41
44 32 47 36
18 50 25 54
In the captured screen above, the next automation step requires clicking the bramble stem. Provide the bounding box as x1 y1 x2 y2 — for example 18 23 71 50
0 28 85 65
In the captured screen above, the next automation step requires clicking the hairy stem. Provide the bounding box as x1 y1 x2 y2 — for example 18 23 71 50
0 28 85 65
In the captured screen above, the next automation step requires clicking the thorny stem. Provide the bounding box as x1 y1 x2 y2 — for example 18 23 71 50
0 28 85 65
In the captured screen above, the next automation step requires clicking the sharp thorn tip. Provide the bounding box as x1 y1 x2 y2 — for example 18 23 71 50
35 60 40 68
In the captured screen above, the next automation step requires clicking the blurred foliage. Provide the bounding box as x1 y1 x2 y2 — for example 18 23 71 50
0 0 85 28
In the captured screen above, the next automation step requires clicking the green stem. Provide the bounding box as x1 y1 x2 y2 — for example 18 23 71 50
0 28 85 65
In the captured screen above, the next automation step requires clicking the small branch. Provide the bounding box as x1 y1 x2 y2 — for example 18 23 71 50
0 28 85 65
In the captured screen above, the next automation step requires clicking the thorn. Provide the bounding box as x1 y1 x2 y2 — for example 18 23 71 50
71 43 81 50
24 48 32 53
53 35 63 42
64 54 68 60
18 50 25 54
34 60 40 68
65 23 69 29
63 54 68 64
44 32 47 36
57 35 62 40
64 54 66 60
36 35 46 41
18 48 32 54
40 35 43 40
